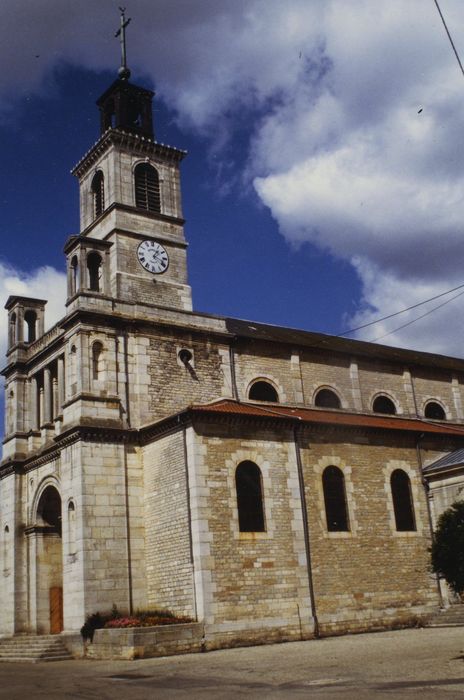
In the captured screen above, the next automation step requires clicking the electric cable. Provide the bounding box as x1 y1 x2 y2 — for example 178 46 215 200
434 0 464 79
340 280 464 337
368 288 464 343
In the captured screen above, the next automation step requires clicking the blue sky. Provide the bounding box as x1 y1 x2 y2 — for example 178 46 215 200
2 0 464 364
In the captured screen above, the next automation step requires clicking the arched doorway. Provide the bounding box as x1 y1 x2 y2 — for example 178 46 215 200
29 485 63 634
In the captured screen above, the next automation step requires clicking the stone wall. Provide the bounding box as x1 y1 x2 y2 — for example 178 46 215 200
301 429 438 634
84 622 204 660
186 422 315 648
143 432 195 617
145 328 226 422
184 419 440 645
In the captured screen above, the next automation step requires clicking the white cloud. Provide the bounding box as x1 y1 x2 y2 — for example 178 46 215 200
2 0 464 354
0 262 66 362
344 260 464 357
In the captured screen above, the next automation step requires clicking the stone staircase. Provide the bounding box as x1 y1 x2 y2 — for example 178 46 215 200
428 605 464 628
0 635 73 662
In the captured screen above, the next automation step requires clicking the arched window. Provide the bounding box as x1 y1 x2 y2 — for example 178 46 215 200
24 310 37 343
71 255 79 295
322 466 349 532
87 252 102 292
248 380 279 403
372 395 396 415
390 469 416 531
134 163 161 213
91 171 105 218
37 485 62 536
314 388 341 409
92 341 104 381
424 401 446 420
235 461 265 532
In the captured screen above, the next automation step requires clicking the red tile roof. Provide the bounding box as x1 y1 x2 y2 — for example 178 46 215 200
189 399 464 436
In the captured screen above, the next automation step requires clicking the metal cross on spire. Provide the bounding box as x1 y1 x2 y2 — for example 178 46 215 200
115 7 131 80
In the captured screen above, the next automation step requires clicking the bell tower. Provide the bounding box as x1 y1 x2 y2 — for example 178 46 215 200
67 9 192 313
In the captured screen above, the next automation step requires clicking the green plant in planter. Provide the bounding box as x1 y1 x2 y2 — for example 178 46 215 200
81 605 194 639
80 604 122 641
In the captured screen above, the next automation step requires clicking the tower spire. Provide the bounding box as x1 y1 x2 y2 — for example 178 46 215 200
115 7 131 80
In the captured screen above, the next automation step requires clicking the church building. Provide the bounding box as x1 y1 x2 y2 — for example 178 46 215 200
2 47 464 649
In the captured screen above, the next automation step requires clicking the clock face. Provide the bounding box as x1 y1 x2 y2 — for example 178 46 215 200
137 240 169 274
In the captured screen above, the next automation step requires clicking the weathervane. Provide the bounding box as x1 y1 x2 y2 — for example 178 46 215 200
115 7 131 80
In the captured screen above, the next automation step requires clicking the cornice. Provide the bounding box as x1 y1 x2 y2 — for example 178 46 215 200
80 202 186 238
59 306 232 342
72 128 186 178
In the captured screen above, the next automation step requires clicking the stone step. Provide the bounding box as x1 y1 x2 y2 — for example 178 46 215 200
0 656 71 664
428 606 464 627
0 635 73 662
0 641 62 649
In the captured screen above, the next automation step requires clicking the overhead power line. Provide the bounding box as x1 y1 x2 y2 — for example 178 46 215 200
434 0 464 79
341 280 464 337
328 2 464 347
368 288 464 343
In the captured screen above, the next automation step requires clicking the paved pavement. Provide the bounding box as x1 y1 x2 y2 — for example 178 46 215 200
1 626 464 699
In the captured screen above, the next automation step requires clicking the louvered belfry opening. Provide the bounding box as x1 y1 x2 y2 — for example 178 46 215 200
91 171 105 218
134 163 161 213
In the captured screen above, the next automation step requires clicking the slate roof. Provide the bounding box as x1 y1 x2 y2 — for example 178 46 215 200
423 447 464 473
225 318 464 372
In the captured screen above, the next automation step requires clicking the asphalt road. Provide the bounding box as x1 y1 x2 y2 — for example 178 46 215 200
1 626 464 699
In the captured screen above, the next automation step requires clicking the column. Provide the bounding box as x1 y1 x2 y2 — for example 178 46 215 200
30 377 39 431
57 356 65 412
43 368 52 425
350 359 363 410
452 376 463 420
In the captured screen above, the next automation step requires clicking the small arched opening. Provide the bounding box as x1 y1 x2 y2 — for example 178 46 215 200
248 380 279 403
314 388 341 409
91 341 104 381
3 525 10 574
424 401 446 420
9 312 16 347
372 395 396 415
87 252 103 292
67 501 76 558
70 255 79 295
24 310 37 344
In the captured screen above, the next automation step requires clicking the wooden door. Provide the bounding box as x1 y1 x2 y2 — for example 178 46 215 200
49 587 63 634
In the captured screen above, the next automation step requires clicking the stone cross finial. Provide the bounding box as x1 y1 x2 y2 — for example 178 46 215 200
115 7 131 80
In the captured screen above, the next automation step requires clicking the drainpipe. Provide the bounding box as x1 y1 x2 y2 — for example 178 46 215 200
293 424 319 638
123 330 131 428
416 433 443 607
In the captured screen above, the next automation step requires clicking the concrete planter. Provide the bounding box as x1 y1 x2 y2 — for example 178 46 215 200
84 622 204 660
